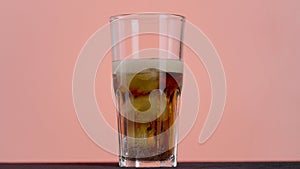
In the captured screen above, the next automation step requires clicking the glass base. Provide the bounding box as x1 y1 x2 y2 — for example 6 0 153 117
119 155 177 167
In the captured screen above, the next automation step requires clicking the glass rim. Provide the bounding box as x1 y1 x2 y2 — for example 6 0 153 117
110 12 185 22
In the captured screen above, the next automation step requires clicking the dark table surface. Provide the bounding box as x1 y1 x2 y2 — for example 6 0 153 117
1 162 300 169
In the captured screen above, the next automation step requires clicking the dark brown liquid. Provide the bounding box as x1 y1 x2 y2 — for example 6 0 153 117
114 68 182 161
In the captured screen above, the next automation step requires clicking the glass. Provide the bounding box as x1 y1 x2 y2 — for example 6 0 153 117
110 13 185 167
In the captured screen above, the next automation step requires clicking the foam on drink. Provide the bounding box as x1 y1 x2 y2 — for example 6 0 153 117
113 58 183 74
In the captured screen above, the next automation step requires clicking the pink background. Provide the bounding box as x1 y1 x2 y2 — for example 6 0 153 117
1 0 300 162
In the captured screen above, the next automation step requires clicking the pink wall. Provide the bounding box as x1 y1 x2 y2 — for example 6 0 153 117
0 0 299 162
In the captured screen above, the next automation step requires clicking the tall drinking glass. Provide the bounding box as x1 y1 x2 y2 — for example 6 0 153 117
110 13 185 167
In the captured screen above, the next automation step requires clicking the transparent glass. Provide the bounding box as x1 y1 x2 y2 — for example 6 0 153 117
110 13 185 167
